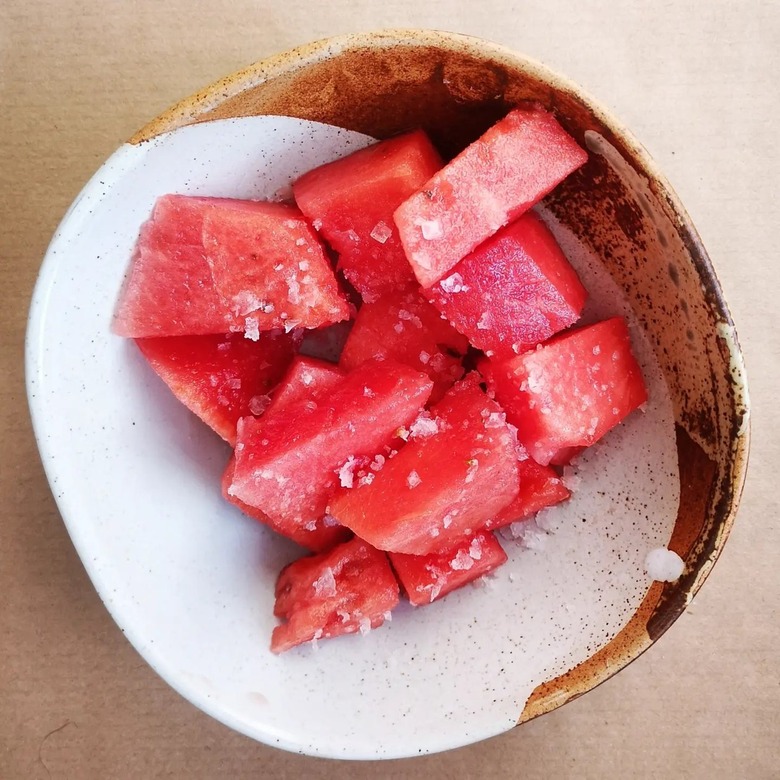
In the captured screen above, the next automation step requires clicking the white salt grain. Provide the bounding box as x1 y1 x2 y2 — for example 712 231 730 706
450 550 474 570
477 311 491 330
409 412 439 439
358 617 372 636
645 547 685 582
248 394 271 415
312 566 336 598
415 217 443 240
244 317 260 341
370 221 393 244
337 456 359 489
407 470 422 489
439 273 467 293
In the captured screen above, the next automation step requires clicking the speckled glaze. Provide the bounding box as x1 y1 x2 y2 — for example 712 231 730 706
132 29 750 724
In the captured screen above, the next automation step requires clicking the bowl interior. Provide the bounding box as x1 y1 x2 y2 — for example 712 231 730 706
136 29 749 719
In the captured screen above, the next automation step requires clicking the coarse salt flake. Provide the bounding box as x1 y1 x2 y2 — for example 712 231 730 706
312 566 337 597
407 470 422 489
414 217 443 240
439 273 468 293
409 411 439 439
450 550 474 570
248 394 271 415
243 317 260 341
645 547 685 582
370 220 393 243
337 456 359 489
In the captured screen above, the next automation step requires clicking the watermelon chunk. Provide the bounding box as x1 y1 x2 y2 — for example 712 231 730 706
327 375 519 555
484 318 648 466
339 287 469 404
221 457 348 552
113 195 239 338
201 200 351 335
389 531 507 606
394 107 588 287
135 330 298 445
294 131 443 302
271 537 399 653
221 355 349 550
264 355 344 418
483 450 570 530
228 359 433 530
424 212 587 358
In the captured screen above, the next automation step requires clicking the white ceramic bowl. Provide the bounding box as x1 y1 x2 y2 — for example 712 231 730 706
26 31 749 758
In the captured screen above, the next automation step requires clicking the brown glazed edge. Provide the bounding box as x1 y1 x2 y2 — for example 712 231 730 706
128 29 751 730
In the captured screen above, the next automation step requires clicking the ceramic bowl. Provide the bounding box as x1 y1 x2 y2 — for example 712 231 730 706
27 30 749 758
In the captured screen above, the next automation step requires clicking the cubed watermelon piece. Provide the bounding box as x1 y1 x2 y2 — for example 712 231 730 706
339 287 469 404
294 131 443 302
483 449 570 530
228 359 433 530
271 536 399 653
221 456 348 552
201 199 351 334
424 212 587 358
135 330 298 445
113 195 240 338
484 318 648 466
264 355 344 418
394 107 588 287
327 375 519 555
389 531 507 606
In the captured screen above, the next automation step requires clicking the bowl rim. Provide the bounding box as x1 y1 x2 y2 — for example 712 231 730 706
29 27 751 755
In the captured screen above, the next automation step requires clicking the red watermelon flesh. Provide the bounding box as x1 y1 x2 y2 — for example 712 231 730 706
293 130 443 303
201 200 350 335
271 537 399 653
135 330 298 445
264 355 344 418
424 212 587 359
483 449 571 531
339 287 470 404
221 456 349 552
327 375 520 556
228 359 433 531
389 530 508 606
394 107 588 287
484 317 648 465
113 199 236 338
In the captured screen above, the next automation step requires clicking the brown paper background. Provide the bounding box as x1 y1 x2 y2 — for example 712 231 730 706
1 2 778 777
